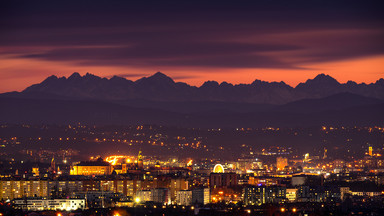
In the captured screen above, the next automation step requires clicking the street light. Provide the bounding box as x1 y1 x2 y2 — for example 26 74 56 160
135 197 141 203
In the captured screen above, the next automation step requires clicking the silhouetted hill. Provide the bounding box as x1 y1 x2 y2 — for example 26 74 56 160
1 94 383 127
0 97 184 125
276 92 384 113
16 72 384 104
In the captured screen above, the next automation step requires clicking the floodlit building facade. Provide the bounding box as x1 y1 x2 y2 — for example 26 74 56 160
13 198 85 211
70 159 112 176
136 190 152 202
176 190 192 206
192 188 210 205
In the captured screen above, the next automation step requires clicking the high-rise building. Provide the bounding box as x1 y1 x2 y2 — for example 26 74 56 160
192 188 210 205
243 186 286 205
170 178 188 201
136 190 152 202
0 180 49 200
151 188 170 205
210 173 237 189
176 190 192 206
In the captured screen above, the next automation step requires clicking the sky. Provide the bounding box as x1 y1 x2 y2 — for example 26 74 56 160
0 0 383 93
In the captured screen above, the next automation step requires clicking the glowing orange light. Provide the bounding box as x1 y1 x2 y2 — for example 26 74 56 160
105 155 132 165
187 160 193 166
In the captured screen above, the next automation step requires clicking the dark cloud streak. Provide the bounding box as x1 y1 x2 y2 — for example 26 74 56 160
1 0 383 69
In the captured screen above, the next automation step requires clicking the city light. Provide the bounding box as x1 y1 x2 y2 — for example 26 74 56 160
187 160 193 166
105 155 135 165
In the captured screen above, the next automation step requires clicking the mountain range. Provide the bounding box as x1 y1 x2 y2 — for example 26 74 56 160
1 72 383 127
6 72 384 104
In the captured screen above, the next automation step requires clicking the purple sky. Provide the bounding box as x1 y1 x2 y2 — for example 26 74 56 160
0 0 383 92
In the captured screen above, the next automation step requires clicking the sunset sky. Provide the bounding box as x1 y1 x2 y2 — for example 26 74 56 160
0 0 383 93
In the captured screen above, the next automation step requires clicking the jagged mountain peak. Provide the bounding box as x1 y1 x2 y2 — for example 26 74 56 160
152 71 169 78
307 73 339 84
296 74 340 91
136 72 175 84
68 72 82 80
109 75 127 81
43 75 59 82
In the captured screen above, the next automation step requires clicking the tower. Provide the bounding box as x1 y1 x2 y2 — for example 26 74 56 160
323 148 327 159
137 151 143 169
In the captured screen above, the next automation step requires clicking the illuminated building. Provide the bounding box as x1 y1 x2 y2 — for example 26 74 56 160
210 172 237 189
369 146 373 156
176 190 192 206
136 190 152 202
340 187 350 201
244 186 264 205
210 164 237 189
13 198 85 211
236 158 263 171
32 167 39 177
286 188 298 202
192 188 210 205
151 188 171 205
80 179 141 197
304 153 310 162
170 178 189 202
350 190 381 197
70 158 112 176
243 186 286 205
115 200 134 207
276 157 288 170
292 174 323 187
0 180 48 200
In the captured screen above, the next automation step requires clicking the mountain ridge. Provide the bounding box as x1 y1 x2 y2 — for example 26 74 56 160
7 72 384 104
